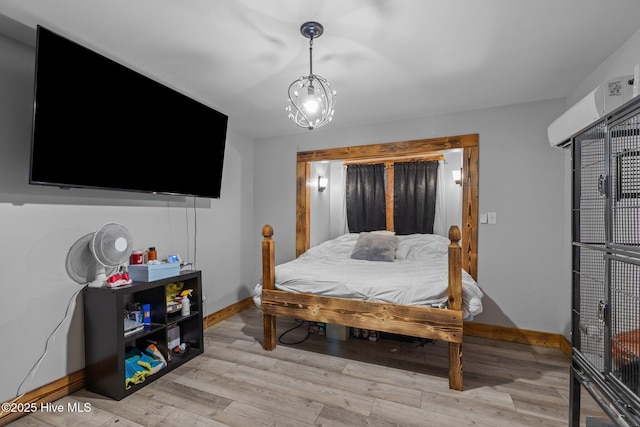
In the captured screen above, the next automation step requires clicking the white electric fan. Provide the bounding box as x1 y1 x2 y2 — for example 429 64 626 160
65 222 133 287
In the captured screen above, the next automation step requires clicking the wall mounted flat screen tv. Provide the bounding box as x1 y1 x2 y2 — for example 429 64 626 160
30 26 228 198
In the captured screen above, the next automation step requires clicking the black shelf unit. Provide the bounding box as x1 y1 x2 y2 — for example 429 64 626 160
83 270 204 400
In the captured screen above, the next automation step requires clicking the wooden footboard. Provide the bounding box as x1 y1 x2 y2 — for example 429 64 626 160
260 224 464 391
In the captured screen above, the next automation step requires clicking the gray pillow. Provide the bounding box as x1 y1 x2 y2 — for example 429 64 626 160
350 232 400 262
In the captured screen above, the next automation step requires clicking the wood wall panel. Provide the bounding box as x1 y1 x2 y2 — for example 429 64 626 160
296 134 478 163
295 161 310 257
462 146 479 280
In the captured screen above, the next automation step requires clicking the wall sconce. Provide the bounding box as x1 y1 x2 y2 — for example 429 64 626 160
318 176 328 192
452 169 462 186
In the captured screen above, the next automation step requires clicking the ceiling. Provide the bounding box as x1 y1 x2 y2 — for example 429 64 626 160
1 0 640 140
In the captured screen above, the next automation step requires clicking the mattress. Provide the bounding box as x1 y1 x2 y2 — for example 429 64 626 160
254 232 484 319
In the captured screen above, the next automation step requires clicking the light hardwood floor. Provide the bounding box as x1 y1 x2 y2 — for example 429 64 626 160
11 307 609 426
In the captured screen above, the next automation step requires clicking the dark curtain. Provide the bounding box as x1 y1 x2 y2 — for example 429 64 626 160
393 161 439 234
346 163 386 232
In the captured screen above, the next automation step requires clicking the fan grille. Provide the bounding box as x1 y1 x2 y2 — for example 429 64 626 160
92 223 133 267
66 233 115 284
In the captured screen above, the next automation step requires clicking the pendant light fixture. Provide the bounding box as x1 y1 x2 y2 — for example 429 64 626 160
286 21 336 130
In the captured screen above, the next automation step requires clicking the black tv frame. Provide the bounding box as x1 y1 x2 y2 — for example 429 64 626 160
29 26 228 199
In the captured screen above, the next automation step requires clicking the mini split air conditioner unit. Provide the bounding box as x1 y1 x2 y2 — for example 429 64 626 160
547 75 634 148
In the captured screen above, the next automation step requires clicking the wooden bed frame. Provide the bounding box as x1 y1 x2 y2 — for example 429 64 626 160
259 134 478 391
260 224 465 391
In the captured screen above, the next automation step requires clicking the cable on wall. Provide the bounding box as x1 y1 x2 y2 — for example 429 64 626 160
15 285 85 397
191 196 198 271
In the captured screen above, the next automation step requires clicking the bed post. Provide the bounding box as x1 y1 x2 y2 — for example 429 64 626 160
262 225 276 351
448 225 463 391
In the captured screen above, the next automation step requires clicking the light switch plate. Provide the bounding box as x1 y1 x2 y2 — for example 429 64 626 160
480 213 488 224
488 212 497 224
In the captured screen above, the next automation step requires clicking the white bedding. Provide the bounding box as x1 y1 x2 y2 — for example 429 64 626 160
254 232 484 319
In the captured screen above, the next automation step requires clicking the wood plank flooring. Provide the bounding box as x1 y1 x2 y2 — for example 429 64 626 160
11 307 610 426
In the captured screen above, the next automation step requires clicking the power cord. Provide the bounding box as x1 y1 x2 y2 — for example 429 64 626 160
192 197 197 271
15 285 85 397
278 319 310 345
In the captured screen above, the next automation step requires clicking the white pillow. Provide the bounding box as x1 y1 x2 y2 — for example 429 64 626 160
350 232 400 262
395 233 450 260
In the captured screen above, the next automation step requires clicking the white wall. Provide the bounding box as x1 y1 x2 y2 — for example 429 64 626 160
0 32 256 402
443 150 463 232
309 162 332 247
254 98 568 338
328 162 348 238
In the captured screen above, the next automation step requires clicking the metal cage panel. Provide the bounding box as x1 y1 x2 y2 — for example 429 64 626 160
574 245 607 372
609 256 640 396
574 124 607 246
610 113 640 251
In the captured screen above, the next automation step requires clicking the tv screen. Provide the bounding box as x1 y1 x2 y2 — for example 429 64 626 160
30 26 228 198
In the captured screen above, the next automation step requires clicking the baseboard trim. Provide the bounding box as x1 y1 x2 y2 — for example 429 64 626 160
0 369 84 426
203 297 254 329
0 299 570 425
464 321 572 357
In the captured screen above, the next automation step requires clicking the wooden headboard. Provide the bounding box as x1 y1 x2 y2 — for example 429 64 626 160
295 133 479 280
